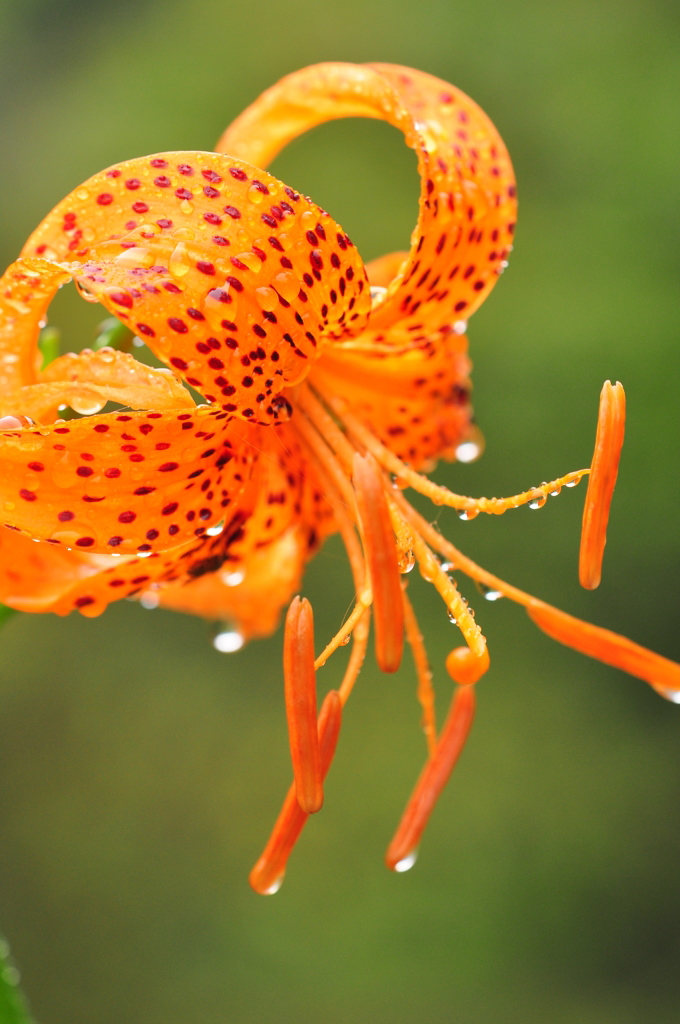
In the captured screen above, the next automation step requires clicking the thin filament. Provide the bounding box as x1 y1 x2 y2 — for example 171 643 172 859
579 380 626 590
402 587 438 755
249 690 343 895
284 596 323 814
385 684 476 871
353 451 404 673
323 389 589 516
395 490 680 699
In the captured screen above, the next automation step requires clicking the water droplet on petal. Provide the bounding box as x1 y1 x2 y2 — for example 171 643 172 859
370 285 387 306
74 279 100 303
68 392 106 415
140 592 160 609
220 569 245 587
262 873 284 894
169 242 191 278
476 582 504 601
457 508 478 521
0 415 34 429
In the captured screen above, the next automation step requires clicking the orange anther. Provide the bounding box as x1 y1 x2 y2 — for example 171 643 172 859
352 451 404 673
385 684 476 872
579 380 626 590
284 596 323 814
527 601 680 699
445 645 490 685
249 690 343 895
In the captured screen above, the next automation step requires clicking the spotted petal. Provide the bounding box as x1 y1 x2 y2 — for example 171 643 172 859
0 407 257 554
21 152 371 424
217 62 517 341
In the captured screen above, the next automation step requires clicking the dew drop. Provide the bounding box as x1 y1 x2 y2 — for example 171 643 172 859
394 849 418 873
247 185 265 205
370 285 387 306
657 687 680 705
528 495 547 510
447 611 458 625
262 874 284 894
68 392 106 415
180 199 194 215
169 242 191 278
140 592 160 609
74 280 100 303
221 569 245 587
455 441 481 464
452 320 468 335
205 519 225 537
113 246 153 268
399 549 416 573
0 415 34 429
213 626 244 652
272 271 299 303
476 582 504 601
457 508 478 520
255 286 278 312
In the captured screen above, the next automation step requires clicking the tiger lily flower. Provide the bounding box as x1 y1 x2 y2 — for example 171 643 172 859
0 63 677 892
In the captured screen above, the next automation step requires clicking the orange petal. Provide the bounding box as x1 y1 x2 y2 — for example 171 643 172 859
2 349 193 423
0 258 71 393
311 329 472 469
21 153 371 425
352 451 404 672
445 645 490 685
249 689 342 894
158 525 305 640
218 62 516 339
0 407 257 554
579 381 626 589
527 601 680 700
385 684 476 871
0 521 212 618
284 596 323 814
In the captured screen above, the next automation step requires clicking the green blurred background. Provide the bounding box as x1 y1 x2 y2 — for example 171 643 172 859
1 0 679 1021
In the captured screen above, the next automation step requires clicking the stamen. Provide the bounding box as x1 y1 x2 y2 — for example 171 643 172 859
249 690 343 895
323 390 589 516
527 601 680 700
579 381 626 590
292 415 373 670
402 588 437 755
385 684 476 872
284 596 323 814
445 646 490 685
393 491 680 699
407 524 487 659
338 609 371 706
353 452 404 673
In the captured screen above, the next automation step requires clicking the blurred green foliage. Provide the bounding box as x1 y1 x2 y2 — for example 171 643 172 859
1 0 679 1022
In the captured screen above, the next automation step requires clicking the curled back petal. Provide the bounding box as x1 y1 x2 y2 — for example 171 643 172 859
0 258 71 393
21 153 371 424
217 62 517 340
1 348 194 422
0 406 257 555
